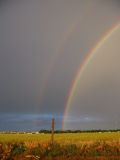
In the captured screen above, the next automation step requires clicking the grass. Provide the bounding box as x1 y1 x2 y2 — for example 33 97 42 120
0 132 120 159
0 141 120 159
0 133 50 143
0 132 120 144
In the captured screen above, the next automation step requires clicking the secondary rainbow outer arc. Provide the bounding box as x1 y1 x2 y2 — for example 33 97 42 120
35 20 78 112
62 22 120 130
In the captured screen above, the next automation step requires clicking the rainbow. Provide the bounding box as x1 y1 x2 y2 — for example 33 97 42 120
62 21 120 129
36 20 78 110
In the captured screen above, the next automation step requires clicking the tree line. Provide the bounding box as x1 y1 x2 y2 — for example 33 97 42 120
38 129 120 134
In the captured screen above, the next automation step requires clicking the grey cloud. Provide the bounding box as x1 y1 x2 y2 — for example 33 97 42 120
0 0 120 130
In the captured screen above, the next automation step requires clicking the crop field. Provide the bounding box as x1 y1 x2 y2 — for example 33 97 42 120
0 132 120 159
0 132 120 143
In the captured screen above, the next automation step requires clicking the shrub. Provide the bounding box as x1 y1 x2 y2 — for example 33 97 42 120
101 142 120 156
63 144 79 156
46 142 63 157
31 144 43 156
10 143 27 156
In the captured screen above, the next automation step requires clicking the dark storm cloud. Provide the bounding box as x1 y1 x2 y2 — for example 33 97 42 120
0 0 120 130
0 113 63 131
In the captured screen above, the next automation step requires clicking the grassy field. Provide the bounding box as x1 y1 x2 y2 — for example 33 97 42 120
0 132 120 144
0 132 120 159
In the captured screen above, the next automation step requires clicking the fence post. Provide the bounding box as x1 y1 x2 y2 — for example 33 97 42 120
51 118 55 145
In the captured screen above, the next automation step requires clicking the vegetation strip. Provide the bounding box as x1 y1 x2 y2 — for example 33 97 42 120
0 141 120 159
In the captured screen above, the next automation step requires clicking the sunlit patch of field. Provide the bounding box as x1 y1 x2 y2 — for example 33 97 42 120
0 132 120 144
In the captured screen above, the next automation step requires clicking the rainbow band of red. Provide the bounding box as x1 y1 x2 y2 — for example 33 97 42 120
62 22 120 130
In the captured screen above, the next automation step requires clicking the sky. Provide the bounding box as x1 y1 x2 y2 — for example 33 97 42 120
0 0 120 131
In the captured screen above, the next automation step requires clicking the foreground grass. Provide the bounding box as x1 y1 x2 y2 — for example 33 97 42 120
0 141 120 160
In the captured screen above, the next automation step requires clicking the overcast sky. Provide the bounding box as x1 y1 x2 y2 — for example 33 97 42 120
0 0 120 131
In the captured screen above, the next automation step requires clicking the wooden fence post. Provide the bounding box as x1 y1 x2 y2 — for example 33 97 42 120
51 118 55 145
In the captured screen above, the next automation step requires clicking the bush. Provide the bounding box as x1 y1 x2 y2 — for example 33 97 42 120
101 142 120 156
63 144 79 156
47 142 63 157
31 144 43 156
10 143 27 156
